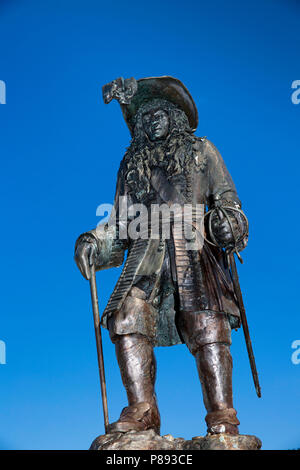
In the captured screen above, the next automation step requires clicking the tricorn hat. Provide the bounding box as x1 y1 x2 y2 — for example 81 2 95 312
102 76 198 135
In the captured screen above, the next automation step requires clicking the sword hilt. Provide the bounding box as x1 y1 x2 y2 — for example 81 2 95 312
204 199 249 264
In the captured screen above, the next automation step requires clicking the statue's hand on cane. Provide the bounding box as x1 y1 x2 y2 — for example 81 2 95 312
75 239 99 280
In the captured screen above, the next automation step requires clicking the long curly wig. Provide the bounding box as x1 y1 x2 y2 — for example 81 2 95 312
120 99 197 202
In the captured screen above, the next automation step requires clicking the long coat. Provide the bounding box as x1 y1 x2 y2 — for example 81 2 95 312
81 137 245 346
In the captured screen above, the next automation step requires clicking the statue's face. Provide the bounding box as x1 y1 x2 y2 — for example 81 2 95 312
142 109 169 141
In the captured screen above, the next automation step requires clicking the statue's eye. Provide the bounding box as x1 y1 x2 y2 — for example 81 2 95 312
154 112 165 120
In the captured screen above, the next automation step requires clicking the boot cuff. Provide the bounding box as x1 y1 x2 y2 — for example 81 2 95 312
205 408 240 428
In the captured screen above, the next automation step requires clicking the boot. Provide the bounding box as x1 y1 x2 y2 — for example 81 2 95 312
195 342 240 435
107 333 160 434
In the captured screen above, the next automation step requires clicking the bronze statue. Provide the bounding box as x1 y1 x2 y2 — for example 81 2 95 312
74 76 258 437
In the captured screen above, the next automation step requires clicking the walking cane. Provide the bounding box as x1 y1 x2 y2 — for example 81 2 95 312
89 263 109 433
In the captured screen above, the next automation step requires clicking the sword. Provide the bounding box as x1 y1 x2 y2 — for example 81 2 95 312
205 201 261 398
229 252 261 398
89 263 110 432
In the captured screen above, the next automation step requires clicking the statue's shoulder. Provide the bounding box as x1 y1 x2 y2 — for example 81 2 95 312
194 137 223 163
193 135 220 157
192 137 225 173
193 136 215 153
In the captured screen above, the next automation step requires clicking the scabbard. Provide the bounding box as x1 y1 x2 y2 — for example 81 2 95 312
229 253 261 398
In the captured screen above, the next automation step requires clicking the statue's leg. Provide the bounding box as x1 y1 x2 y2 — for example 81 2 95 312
177 310 239 435
106 287 160 434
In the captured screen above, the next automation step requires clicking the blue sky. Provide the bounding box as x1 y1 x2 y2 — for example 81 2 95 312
0 0 299 450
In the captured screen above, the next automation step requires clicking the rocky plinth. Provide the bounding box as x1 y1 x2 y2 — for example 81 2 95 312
90 429 262 451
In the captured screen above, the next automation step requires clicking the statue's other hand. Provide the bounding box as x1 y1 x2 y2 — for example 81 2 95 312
74 240 98 280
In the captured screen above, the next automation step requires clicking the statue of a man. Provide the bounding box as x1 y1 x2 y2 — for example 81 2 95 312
74 76 248 436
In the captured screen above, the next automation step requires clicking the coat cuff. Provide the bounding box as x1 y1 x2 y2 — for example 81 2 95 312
77 224 125 271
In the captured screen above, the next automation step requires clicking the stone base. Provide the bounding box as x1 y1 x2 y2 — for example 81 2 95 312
90 429 262 451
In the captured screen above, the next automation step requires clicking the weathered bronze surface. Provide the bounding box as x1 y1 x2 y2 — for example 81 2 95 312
90 429 262 451
75 76 258 438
